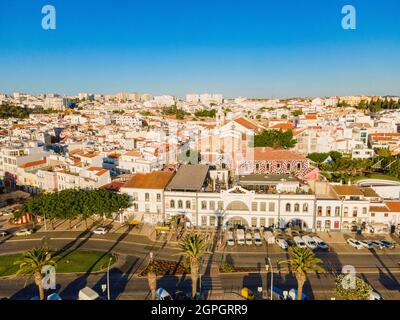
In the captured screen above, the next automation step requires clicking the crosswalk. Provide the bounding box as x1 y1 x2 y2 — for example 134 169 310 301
201 275 224 299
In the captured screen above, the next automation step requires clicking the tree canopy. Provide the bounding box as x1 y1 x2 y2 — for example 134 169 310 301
0 104 60 119
16 189 130 223
254 129 297 149
334 274 373 300
194 109 216 118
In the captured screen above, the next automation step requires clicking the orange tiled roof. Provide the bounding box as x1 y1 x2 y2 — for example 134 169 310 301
385 201 400 212
305 114 317 120
123 171 175 189
332 185 364 196
271 123 296 130
234 117 260 130
19 159 47 169
253 147 306 161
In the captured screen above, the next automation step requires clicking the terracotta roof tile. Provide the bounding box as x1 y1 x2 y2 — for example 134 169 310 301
122 171 174 189
253 147 306 161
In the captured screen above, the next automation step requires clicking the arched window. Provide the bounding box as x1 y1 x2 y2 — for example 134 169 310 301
170 200 175 208
178 200 183 209
286 203 291 212
186 200 191 209
294 203 300 212
303 203 308 212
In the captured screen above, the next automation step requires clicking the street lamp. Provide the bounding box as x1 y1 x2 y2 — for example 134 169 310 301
43 210 47 232
107 257 112 300
268 257 273 301
199 257 202 295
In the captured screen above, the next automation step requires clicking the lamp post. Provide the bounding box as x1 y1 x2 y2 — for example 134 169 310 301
268 257 273 300
199 257 202 296
43 210 47 231
107 257 112 300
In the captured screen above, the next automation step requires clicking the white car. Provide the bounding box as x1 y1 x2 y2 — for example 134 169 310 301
93 227 108 235
236 229 245 245
347 238 364 250
359 240 374 249
245 232 253 245
227 231 235 246
254 231 262 246
302 236 318 250
0 230 8 237
312 236 329 251
275 238 288 250
369 291 384 300
14 228 33 236
293 236 307 248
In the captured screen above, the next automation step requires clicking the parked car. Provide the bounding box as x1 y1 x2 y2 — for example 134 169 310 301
78 287 99 300
302 236 318 250
156 288 173 300
312 236 329 251
227 231 235 247
380 240 395 249
275 238 288 250
14 228 33 236
0 230 8 237
369 291 384 300
254 231 262 246
245 231 253 245
241 287 254 300
371 241 385 250
236 229 245 245
359 240 374 249
346 238 364 250
293 236 307 248
93 227 108 235
264 230 275 244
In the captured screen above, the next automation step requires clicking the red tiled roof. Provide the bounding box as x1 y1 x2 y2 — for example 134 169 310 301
369 133 400 141
19 159 47 169
271 123 296 130
385 201 400 212
234 117 260 130
253 147 307 161
305 114 317 120
122 171 175 189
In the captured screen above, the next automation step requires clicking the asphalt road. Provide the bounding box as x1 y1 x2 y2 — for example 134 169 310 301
0 232 399 300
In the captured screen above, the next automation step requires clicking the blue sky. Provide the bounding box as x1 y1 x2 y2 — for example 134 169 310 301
0 0 399 98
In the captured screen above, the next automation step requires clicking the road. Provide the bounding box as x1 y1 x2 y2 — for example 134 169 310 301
0 231 399 299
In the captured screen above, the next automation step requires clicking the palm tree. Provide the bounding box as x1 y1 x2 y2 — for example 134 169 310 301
14 247 57 300
147 259 157 300
279 247 325 300
177 234 207 298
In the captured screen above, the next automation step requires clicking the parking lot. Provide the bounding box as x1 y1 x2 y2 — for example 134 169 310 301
221 227 400 254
